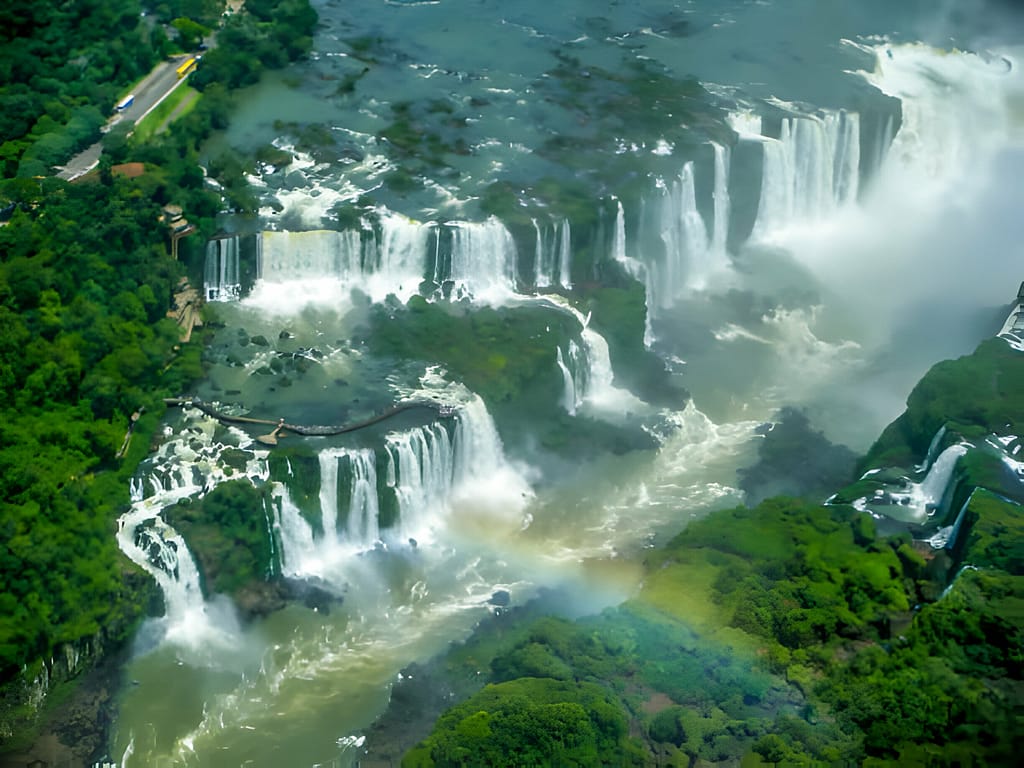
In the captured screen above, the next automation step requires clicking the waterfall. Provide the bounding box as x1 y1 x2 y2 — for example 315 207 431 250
444 217 518 303
658 162 709 305
531 218 573 290
317 448 345 543
927 491 971 550
649 149 733 306
750 110 861 240
385 423 454 544
572 321 614 410
532 219 548 288
268 395 529 568
558 218 572 290
272 450 383 580
371 212 435 301
115 419 263 655
915 425 948 473
345 449 382 546
272 485 317 577
710 142 730 259
883 444 970 523
204 236 241 302
257 217 432 304
556 346 579 415
118 501 206 627
917 444 968 509
540 296 646 416
610 198 654 347
453 397 502 479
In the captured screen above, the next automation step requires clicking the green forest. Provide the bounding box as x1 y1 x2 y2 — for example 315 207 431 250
0 0 318 747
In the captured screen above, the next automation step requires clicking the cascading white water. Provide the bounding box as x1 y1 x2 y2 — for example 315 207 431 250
610 198 655 347
272 485 319 577
643 147 733 311
927 492 971 550
539 296 647 416
449 395 534 527
256 215 433 305
750 109 860 241
118 502 207 629
852 443 969 524
373 212 435 301
531 218 572 290
578 326 621 411
657 162 709 305
385 423 454 545
558 218 572 290
556 346 578 415
205 236 242 302
318 448 382 547
445 217 518 303
345 449 382 546
915 425 949 473
710 142 730 259
269 394 529 575
116 418 267 659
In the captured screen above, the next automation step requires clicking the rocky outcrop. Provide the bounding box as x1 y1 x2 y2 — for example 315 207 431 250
0 572 161 765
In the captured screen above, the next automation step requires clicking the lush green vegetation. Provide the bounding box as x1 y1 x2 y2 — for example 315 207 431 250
367 298 572 406
165 479 275 596
0 0 162 177
861 338 1024 472
189 0 318 93
405 494 1021 766
405 677 645 768
363 296 660 456
0 171 209 685
402 337 1024 767
0 0 319 748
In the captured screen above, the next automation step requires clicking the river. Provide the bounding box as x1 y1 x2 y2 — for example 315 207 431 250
112 1 1024 765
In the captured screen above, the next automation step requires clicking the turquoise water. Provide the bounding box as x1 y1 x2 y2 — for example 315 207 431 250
114 1 1024 765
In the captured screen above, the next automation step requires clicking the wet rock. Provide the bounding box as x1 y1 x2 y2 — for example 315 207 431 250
280 576 343 614
250 335 270 347
488 590 511 607
221 448 254 471
233 580 288 618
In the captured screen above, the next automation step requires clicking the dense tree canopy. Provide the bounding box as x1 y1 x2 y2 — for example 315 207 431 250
0 172 206 682
0 0 319 702
0 0 160 177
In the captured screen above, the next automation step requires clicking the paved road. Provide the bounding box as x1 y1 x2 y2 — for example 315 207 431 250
56 56 195 181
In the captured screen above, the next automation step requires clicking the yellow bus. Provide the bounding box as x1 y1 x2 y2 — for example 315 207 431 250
175 57 197 78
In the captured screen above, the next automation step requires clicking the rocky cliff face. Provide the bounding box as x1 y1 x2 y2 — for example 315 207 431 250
0 570 161 766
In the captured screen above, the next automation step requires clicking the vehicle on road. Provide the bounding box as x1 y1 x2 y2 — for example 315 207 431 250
114 94 135 112
176 57 198 78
